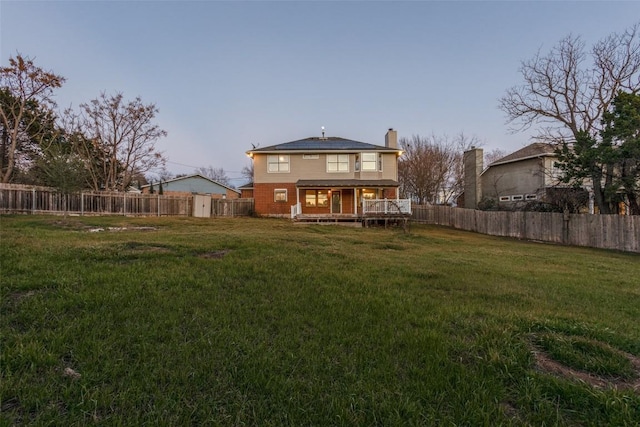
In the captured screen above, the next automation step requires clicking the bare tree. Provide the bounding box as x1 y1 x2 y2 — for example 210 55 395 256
241 163 254 184
484 148 508 166
399 133 479 204
195 165 230 186
76 92 167 191
499 23 640 213
0 54 65 183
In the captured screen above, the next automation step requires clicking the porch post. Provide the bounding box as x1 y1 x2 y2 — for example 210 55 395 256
354 187 357 215
296 187 300 214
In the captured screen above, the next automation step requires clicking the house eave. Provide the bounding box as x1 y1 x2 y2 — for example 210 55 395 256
481 153 557 176
295 179 399 188
247 148 400 155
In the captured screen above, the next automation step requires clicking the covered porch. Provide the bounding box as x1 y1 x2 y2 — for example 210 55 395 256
290 179 411 223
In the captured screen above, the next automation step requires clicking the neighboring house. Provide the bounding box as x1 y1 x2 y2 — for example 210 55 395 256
140 174 240 199
247 129 407 218
463 143 587 209
481 143 562 204
238 182 254 199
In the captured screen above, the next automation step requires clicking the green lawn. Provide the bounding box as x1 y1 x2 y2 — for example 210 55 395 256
1 215 639 426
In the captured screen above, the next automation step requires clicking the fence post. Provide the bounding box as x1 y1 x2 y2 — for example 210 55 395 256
562 209 570 245
123 193 126 216
157 194 160 217
32 188 36 214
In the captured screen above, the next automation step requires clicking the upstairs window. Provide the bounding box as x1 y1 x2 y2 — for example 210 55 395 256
550 161 563 180
361 153 377 171
327 154 349 172
268 155 290 173
360 153 382 172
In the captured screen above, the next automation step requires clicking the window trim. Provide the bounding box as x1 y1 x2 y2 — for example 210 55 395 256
305 189 329 208
267 155 290 173
305 190 316 207
326 154 349 173
361 152 377 171
357 152 383 172
274 188 288 202
361 188 377 200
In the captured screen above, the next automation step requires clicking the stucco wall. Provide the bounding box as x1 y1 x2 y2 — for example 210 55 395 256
481 158 546 200
253 152 398 184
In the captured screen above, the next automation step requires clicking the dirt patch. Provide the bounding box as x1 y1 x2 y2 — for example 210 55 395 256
46 219 90 230
531 344 640 393
5 290 40 305
121 242 172 253
88 226 158 233
199 250 230 259
62 367 81 380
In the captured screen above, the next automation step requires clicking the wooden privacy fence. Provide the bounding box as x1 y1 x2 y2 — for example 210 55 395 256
0 184 255 218
0 184 191 216
412 205 640 253
211 198 254 217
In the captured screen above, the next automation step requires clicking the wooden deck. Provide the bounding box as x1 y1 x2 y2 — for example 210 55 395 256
294 212 411 230
294 213 360 223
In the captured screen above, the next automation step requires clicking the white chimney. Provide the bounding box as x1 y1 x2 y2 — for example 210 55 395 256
385 128 397 149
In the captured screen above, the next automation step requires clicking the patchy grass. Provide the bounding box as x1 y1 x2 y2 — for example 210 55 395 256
1 215 639 425
533 333 635 379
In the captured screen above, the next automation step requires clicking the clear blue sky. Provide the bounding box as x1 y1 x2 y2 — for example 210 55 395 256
1 1 639 185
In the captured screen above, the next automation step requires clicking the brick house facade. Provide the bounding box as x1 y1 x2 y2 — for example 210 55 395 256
247 130 402 217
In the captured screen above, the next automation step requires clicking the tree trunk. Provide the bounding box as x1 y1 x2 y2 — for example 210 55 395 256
627 192 640 215
0 128 7 177
591 171 610 214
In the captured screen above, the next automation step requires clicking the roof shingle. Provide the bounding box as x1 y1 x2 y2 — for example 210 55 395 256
490 142 556 166
250 137 392 152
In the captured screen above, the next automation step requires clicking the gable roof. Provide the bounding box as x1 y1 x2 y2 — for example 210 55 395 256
248 136 397 154
140 174 240 194
489 142 556 167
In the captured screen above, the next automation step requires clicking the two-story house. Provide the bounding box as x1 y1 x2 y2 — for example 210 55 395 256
463 143 591 212
247 129 407 219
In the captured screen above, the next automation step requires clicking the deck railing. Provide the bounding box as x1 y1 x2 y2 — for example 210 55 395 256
291 203 302 219
363 199 412 215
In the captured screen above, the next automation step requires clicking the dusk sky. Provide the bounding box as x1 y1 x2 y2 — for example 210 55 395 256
1 1 639 186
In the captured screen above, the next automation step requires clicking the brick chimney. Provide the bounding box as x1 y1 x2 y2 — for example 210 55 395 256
385 128 397 149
